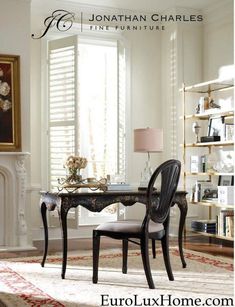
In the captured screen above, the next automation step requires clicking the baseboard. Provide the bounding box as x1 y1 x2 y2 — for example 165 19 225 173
33 237 124 253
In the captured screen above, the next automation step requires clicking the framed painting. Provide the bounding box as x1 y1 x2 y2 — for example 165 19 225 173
207 116 224 139
0 54 21 151
218 175 234 186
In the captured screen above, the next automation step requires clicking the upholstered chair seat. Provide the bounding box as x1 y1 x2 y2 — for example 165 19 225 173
96 219 164 234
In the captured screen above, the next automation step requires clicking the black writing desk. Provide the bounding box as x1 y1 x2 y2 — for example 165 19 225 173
40 190 188 279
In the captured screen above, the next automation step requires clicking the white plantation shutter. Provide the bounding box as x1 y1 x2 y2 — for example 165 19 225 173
47 35 127 227
48 36 78 190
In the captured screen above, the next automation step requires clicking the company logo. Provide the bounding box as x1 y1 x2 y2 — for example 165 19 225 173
31 10 203 38
32 9 75 39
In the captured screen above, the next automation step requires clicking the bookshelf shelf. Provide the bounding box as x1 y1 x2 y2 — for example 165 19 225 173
183 110 234 120
190 230 234 241
185 110 234 120
185 172 234 176
189 200 234 209
185 172 209 176
180 78 234 93
184 141 234 147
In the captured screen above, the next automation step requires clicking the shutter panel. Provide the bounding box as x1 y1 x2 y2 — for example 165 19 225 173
48 36 78 228
48 36 78 190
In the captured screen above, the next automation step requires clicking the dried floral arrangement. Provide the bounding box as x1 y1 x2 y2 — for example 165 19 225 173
63 155 88 183
65 155 88 173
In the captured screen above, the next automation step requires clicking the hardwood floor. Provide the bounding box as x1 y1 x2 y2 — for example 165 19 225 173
184 242 233 258
183 235 234 258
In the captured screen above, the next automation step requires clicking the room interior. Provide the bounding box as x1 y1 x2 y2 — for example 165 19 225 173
0 0 234 304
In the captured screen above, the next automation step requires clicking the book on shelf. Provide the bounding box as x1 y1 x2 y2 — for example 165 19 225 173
191 219 216 234
190 155 207 173
217 209 234 237
226 216 234 237
106 183 132 191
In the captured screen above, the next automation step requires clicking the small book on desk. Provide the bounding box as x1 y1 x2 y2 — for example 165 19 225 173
106 183 132 191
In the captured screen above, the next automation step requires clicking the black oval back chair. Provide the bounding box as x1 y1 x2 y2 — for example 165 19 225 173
92 159 181 289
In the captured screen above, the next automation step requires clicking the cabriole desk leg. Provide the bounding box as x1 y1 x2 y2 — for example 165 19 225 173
177 199 188 268
40 202 48 267
59 207 68 279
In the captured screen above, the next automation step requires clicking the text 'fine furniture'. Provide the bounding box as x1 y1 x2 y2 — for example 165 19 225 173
39 188 188 281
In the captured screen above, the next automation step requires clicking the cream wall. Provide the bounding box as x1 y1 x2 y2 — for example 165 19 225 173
203 0 234 81
125 30 162 185
0 0 31 152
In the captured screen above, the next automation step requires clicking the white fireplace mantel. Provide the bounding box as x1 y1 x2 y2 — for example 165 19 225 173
0 152 35 251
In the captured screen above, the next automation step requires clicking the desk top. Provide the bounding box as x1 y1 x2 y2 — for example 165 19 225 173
40 189 187 197
40 190 187 212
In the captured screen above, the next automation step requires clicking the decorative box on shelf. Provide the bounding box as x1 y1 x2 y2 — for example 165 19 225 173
218 186 234 205
200 136 220 143
190 155 206 173
190 156 200 173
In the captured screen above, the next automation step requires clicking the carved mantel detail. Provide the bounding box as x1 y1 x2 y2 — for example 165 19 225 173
0 152 31 249
15 154 28 245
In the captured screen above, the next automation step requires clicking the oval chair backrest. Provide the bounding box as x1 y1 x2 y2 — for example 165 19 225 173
146 159 181 224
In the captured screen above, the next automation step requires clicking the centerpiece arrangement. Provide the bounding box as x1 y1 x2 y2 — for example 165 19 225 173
57 155 107 192
64 155 87 183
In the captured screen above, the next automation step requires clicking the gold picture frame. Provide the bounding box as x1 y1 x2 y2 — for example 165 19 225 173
0 54 21 151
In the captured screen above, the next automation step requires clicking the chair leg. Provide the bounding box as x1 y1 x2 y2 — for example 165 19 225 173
161 217 174 281
92 230 100 284
151 239 156 258
122 239 128 274
140 236 155 289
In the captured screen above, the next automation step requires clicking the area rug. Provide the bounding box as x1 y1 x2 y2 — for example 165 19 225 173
0 249 234 307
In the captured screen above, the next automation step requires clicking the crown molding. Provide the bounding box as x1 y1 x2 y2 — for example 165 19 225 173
31 0 158 16
55 0 155 14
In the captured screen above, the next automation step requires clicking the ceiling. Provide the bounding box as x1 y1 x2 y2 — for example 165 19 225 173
55 0 220 12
